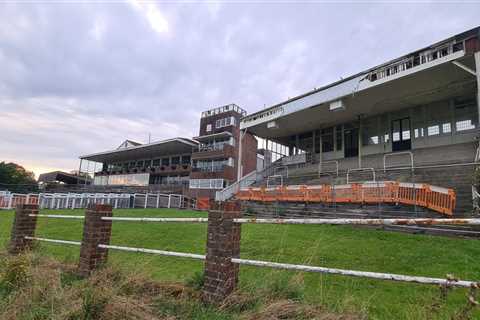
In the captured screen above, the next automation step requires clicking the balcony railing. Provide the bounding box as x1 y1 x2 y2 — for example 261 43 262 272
192 164 231 173
197 143 232 152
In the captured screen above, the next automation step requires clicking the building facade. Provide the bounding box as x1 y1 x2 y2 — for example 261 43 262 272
237 27 480 214
240 27 480 169
189 104 258 199
80 138 198 193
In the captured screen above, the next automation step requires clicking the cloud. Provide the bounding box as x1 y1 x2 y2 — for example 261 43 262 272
0 1 479 177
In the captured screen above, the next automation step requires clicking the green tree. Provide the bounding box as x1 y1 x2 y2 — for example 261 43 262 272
0 162 36 185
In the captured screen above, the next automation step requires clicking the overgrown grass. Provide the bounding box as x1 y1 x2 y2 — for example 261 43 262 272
1 208 480 319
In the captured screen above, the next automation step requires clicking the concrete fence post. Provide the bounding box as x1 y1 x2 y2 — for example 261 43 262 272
8 204 39 254
78 204 113 277
202 201 242 304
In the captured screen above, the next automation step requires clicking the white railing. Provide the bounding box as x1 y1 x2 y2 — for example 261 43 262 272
384 151 414 172
215 170 257 202
0 191 188 210
472 144 480 211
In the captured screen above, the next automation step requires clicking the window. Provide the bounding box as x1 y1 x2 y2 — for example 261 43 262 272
427 125 440 136
321 127 334 152
189 179 224 189
442 123 451 134
152 159 160 166
206 124 212 132
336 126 342 150
362 117 379 146
181 155 191 165
136 160 144 168
454 98 477 132
171 156 180 165
456 120 475 131
161 158 170 166
215 116 236 129
144 160 152 168
414 128 424 138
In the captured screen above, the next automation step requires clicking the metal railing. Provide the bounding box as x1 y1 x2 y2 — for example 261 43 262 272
0 192 191 210
236 181 456 215
384 151 414 172
215 170 257 202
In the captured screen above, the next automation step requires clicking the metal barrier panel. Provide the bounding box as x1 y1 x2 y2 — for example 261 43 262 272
234 181 457 216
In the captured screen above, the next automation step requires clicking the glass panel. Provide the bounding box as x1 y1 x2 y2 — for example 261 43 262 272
392 121 401 142
336 126 342 150
401 118 410 140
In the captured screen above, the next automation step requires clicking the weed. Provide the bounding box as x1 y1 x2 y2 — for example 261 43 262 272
185 271 204 291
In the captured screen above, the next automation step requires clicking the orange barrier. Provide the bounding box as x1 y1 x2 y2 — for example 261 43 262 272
236 181 456 216
196 197 211 210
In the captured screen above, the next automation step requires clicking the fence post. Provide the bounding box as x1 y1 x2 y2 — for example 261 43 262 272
78 204 113 277
8 204 39 254
202 201 242 304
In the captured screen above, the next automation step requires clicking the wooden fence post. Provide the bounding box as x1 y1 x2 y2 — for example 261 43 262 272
202 201 242 303
78 204 113 276
8 204 39 254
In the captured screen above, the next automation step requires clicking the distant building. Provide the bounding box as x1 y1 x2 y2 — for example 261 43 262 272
189 104 257 199
79 104 257 199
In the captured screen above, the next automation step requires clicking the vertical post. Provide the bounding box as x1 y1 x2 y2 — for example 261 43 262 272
78 204 113 277
237 129 246 181
358 116 363 168
295 134 300 155
319 131 323 173
475 52 480 126
168 194 171 208
202 202 242 303
9 204 39 254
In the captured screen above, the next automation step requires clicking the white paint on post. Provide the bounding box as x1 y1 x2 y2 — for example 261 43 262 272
145 194 148 209
99 244 206 260
101 217 208 223
233 218 480 225
25 236 82 246
231 258 477 288
475 51 480 126
168 194 171 208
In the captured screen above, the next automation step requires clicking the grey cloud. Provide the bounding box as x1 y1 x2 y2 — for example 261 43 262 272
0 1 479 176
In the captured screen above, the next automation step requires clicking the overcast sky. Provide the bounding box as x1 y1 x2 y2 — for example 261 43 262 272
0 1 479 177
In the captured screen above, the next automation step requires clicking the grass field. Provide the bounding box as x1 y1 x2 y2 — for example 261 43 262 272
1 208 480 319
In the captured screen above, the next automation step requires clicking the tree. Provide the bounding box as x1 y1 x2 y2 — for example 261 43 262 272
0 162 36 185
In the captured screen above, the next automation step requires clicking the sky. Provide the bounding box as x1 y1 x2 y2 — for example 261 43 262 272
0 1 479 178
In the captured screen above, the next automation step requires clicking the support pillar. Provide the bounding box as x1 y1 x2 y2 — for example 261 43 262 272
475 52 480 126
202 202 242 303
358 116 363 168
78 204 113 276
295 134 300 155
9 204 39 254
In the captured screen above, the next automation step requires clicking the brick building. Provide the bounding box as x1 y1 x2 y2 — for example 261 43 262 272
189 104 258 199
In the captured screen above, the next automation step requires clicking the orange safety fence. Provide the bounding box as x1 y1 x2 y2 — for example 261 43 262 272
196 197 211 210
235 181 456 216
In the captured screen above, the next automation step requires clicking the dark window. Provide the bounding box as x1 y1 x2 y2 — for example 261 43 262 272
136 160 144 168
152 159 160 166
182 155 191 164
144 160 152 167
336 126 343 151
161 158 170 166
321 127 334 152
129 162 136 168
171 156 180 165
